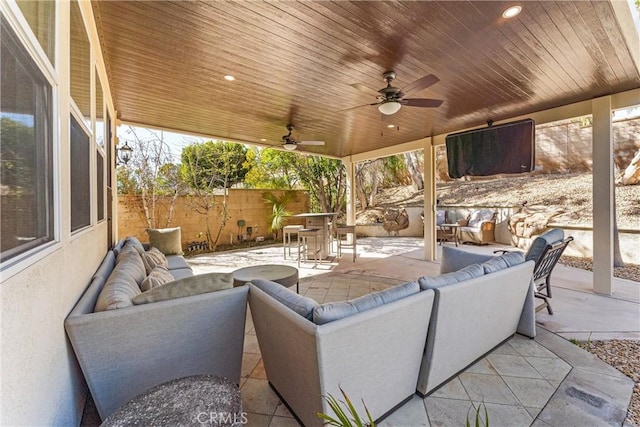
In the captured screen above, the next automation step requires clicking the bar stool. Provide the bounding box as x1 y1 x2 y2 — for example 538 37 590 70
336 225 356 262
298 228 321 268
283 225 303 259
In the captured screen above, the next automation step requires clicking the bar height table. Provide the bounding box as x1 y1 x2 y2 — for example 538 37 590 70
292 213 338 259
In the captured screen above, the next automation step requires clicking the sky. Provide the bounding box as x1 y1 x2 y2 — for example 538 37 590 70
116 125 206 163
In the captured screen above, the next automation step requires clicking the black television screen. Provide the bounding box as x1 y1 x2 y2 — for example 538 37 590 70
446 119 535 178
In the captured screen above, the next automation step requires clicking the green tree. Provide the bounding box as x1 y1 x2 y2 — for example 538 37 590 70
244 147 299 189
180 141 247 250
181 141 248 190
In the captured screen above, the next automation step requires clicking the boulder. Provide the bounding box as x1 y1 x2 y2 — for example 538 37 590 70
508 206 573 239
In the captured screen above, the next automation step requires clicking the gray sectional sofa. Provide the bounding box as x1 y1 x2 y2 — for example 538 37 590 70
65 237 248 420
247 246 535 426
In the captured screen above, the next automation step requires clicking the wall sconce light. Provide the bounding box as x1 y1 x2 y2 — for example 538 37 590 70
116 141 133 165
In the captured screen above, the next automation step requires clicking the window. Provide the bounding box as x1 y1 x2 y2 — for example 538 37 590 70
70 0 90 126
97 150 105 221
0 17 54 264
16 0 55 63
70 115 91 232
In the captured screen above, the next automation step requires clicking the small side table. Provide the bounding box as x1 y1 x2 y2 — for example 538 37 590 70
439 223 459 246
101 375 242 426
232 264 299 293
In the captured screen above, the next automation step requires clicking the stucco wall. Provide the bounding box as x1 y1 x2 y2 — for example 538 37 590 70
118 190 310 247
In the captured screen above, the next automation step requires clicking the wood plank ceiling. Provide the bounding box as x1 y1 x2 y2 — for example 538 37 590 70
92 1 640 158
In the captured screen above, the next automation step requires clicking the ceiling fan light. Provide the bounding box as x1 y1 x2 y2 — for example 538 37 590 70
283 142 297 151
378 101 401 115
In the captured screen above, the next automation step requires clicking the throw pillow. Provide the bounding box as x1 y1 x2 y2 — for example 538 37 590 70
418 263 484 290
251 279 319 320
146 227 183 255
312 281 420 325
132 272 233 305
140 265 174 292
142 247 168 274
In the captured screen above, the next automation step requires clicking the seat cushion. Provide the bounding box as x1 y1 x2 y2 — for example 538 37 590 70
418 264 484 290
251 279 318 320
132 272 233 305
166 255 191 271
312 281 420 325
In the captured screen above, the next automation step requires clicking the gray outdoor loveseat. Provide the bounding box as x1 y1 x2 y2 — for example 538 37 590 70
247 246 535 426
65 237 248 420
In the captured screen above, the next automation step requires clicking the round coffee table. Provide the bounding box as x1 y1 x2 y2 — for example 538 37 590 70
232 264 299 292
101 375 242 426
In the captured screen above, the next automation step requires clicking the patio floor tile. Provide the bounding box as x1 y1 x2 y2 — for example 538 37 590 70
486 354 543 379
268 416 300 426
378 395 430 426
524 356 571 381
429 377 469 400
423 396 474 426
464 357 499 376
473 401 533 427
458 372 519 405
241 352 261 378
244 412 271 427
241 378 280 416
501 375 557 408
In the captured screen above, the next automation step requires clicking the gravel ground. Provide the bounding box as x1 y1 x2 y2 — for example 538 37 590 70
576 340 640 426
560 255 640 282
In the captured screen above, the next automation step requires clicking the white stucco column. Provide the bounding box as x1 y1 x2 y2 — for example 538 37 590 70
424 138 436 260
591 96 614 295
344 157 356 226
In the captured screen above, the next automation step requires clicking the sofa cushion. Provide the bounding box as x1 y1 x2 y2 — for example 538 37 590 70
440 246 494 274
482 252 525 274
147 227 183 255
418 264 484 290
251 279 319 320
166 255 191 271
141 247 168 274
125 236 145 254
132 272 234 305
115 245 147 285
92 250 116 282
170 268 195 280
526 228 564 263
312 281 420 325
467 209 494 228
140 265 175 292
94 267 142 311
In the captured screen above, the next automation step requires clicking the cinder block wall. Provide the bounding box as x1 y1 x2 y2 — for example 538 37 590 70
118 189 309 248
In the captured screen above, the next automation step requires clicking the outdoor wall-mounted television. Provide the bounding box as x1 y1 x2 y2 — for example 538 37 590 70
445 119 535 178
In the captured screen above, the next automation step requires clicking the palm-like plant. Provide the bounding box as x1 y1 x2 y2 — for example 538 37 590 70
317 387 375 427
263 191 296 239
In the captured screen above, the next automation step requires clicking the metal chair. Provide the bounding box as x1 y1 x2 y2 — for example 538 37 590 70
496 228 573 315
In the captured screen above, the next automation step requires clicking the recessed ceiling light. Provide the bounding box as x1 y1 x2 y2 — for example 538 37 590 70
502 5 522 19
387 124 396 128
260 138 267 142
223 75 235 81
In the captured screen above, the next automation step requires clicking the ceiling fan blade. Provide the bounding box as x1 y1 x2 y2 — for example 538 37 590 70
402 74 439 95
340 102 379 112
299 140 325 146
403 98 444 108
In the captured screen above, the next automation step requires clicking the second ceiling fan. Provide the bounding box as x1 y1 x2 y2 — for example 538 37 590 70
281 124 325 151
348 71 444 115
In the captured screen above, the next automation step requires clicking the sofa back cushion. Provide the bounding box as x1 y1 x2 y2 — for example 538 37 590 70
419 264 484 290
251 279 318 320
440 246 494 274
312 281 420 325
94 267 142 311
436 210 447 225
132 272 234 305
125 236 145 254
482 252 525 274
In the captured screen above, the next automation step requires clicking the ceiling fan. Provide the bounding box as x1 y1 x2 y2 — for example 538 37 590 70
347 71 444 115
281 124 325 151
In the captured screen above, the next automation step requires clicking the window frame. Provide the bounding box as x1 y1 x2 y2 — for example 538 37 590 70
0 1 60 277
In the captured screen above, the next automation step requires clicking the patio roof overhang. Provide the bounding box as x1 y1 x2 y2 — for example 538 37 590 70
92 1 640 159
